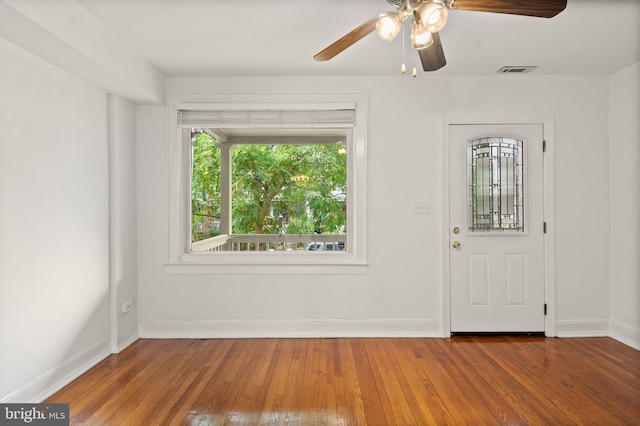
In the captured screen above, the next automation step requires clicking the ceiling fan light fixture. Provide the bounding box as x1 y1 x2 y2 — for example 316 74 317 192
314 0 568 71
411 21 433 50
418 1 448 33
376 11 404 41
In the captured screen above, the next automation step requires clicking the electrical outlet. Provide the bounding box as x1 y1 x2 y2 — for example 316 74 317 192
121 300 133 315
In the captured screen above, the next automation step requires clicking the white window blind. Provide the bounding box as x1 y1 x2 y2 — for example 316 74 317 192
177 109 355 128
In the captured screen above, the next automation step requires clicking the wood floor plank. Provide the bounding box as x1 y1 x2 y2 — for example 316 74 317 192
463 337 579 424
342 340 367 426
163 340 235 425
349 339 389 425
46 336 640 425
435 340 523 424
371 340 425 425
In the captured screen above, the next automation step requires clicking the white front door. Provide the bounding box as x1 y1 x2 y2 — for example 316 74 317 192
449 124 545 333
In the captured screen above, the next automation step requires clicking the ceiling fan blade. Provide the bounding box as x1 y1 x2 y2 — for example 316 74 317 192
450 0 567 18
313 14 382 62
418 32 447 71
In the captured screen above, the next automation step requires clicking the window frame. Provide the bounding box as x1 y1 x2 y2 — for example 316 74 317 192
166 92 369 274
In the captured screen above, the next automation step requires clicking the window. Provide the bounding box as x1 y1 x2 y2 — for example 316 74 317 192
167 93 368 272
190 129 348 252
467 137 524 232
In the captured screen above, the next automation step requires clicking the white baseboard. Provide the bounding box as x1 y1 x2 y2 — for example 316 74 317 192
138 318 441 338
556 319 609 337
117 325 139 353
1 338 111 403
609 319 640 351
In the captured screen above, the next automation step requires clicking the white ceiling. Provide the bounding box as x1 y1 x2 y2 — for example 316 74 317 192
76 0 639 77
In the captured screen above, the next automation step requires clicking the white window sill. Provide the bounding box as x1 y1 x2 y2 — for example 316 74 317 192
164 252 369 275
164 261 369 275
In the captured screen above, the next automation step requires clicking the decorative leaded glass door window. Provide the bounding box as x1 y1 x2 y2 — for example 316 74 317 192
467 137 524 232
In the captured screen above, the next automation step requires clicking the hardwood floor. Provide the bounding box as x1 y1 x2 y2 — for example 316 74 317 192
47 337 640 425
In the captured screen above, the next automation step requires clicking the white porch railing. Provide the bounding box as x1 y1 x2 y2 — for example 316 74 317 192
191 234 231 252
191 233 346 252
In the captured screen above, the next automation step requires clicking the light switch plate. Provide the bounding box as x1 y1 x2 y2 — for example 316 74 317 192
412 200 431 214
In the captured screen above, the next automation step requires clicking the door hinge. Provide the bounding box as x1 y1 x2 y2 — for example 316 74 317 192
544 304 548 315
543 140 547 152
543 222 547 233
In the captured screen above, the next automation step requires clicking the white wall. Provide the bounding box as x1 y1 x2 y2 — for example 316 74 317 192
108 95 139 351
136 74 611 338
609 61 640 349
0 38 111 401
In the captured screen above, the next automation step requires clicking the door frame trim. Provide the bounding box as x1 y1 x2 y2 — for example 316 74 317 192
441 115 556 337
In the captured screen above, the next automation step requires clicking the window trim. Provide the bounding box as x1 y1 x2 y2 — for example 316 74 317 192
166 92 369 274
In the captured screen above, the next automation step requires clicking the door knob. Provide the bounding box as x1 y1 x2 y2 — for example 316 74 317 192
452 241 461 249
453 227 460 234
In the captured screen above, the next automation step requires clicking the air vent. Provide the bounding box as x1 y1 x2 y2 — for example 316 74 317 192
497 66 538 74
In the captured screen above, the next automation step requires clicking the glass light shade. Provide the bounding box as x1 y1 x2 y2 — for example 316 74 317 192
376 12 403 41
418 2 448 33
411 22 433 50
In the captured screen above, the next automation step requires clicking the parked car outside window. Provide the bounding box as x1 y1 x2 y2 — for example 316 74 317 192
306 242 345 251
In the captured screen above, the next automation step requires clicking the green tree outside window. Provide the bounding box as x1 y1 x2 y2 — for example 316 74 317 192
191 132 347 242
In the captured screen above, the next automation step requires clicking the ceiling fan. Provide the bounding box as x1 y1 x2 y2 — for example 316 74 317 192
313 0 567 73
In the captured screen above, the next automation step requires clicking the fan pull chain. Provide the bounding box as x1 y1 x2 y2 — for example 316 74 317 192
401 19 406 74
400 16 417 78
411 14 416 77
